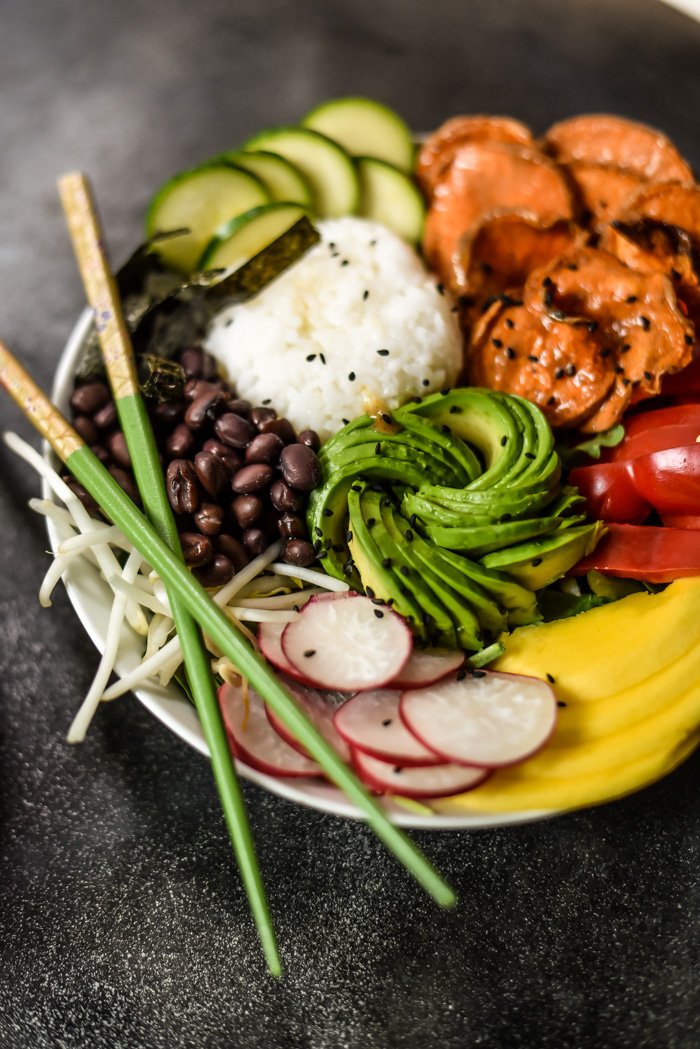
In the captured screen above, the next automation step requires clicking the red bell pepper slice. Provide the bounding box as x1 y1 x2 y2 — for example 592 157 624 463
607 422 700 463
629 443 700 515
569 460 652 524
573 524 700 582
623 404 700 440
661 513 700 529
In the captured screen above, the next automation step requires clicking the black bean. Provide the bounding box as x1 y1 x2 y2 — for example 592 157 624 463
193 502 224 536
185 389 228 430
241 527 270 556
245 432 284 464
63 476 101 517
108 431 132 468
269 478 301 512
72 414 99 445
194 450 230 498
202 439 242 472
179 346 204 378
231 494 264 529
185 379 222 403
70 381 111 416
180 531 214 567
165 423 195 459
214 412 256 448
297 429 320 451
93 401 118 431
201 352 220 381
184 378 202 402
226 398 252 417
90 444 111 465
282 539 316 567
193 554 234 588
215 534 249 572
231 463 274 494
280 443 321 491
277 513 306 540
149 400 185 426
166 459 200 514
108 465 140 505
258 417 296 444
250 406 277 428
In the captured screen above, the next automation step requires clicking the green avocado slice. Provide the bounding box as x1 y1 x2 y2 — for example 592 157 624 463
425 514 567 556
434 546 540 626
480 522 605 589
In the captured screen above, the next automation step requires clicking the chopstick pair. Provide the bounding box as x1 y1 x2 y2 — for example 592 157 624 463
0 173 456 975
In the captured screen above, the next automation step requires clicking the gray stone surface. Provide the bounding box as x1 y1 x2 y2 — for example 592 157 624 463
1 1 700 1046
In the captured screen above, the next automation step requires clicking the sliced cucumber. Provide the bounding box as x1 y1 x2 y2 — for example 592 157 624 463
220 150 314 208
200 203 309 270
243 126 359 217
146 163 269 273
356 156 425 243
302 97 414 173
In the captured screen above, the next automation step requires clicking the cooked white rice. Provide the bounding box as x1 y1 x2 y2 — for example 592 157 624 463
205 217 462 441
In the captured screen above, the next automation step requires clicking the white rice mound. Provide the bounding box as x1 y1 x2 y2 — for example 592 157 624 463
205 217 462 441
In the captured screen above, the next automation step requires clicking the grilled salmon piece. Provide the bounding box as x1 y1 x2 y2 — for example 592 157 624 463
423 142 574 293
525 248 694 398
468 301 616 429
416 115 534 198
543 114 694 184
563 162 646 231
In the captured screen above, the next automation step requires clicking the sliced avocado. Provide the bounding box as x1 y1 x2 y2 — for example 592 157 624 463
425 514 565 556
376 493 485 649
435 546 541 627
404 485 558 524
346 483 425 631
391 410 482 482
381 507 506 640
326 425 469 489
481 522 606 589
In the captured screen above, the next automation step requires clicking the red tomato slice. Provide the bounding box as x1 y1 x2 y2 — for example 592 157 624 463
661 513 700 529
629 443 700 515
573 524 700 582
608 423 700 463
623 404 700 439
569 460 651 524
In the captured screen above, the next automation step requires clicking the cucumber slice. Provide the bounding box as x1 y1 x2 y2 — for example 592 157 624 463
356 156 425 243
200 203 309 270
302 97 414 173
220 150 314 208
243 126 359 217
146 163 269 273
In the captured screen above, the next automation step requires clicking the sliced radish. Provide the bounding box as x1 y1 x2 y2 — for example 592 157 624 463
281 594 412 691
390 647 465 689
218 682 321 778
400 670 557 769
351 748 488 799
265 674 352 761
258 621 298 676
333 689 442 766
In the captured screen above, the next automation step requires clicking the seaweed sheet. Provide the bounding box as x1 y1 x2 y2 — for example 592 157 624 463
75 217 320 382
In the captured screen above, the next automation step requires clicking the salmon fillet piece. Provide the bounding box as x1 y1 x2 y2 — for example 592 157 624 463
543 114 694 184
563 162 646 231
423 142 574 293
416 115 534 198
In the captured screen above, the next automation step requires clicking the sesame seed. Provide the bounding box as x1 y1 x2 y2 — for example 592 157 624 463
422 379 430 387
380 412 394 425
365 586 375 598
399 566 410 577
323 508 334 517
500 435 508 446
546 673 556 683
615 365 625 374
341 418 350 425
341 259 349 267
557 701 567 708
528 354 539 363
547 395 556 406
506 346 516 360
555 367 565 380
304 649 316 658
622 377 631 386
505 318 515 329
449 404 462 414
375 442 382 455
377 348 390 357
393 767 403 774
346 530 353 542
543 290 553 308
381 557 392 569
367 517 376 527
626 295 638 303
405 529 413 542
567 263 578 271
348 371 356 381
685 334 694 345
600 347 612 358
524 452 536 460
351 485 362 492
363 289 369 300
456 669 467 681
262 398 271 406
369 239 377 246
382 718 392 726
472 669 486 678
436 283 445 295
588 321 598 332
640 316 651 331
542 276 553 288
374 609 384 619
319 353 326 364
492 338 503 349
409 514 418 529
643 370 652 381
531 557 543 566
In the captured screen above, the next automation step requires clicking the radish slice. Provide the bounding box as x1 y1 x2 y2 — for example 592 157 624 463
265 675 351 761
333 689 442 766
281 594 412 691
351 748 488 798
400 670 557 769
258 621 301 677
218 682 321 778
390 648 465 688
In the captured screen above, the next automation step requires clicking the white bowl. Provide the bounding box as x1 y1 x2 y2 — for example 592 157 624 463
46 307 555 830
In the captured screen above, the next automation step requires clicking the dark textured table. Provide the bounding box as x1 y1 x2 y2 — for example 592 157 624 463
2 2 700 1046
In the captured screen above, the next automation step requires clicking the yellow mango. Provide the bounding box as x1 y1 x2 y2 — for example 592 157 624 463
493 577 700 703
434 731 699 815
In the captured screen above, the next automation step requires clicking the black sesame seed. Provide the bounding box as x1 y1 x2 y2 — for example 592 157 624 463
436 283 445 295
399 566 410 577
375 442 382 454
640 316 651 331
393 767 403 774
547 394 557 406
324 537 332 550
341 259 349 267
567 263 578 271
319 353 326 364
405 529 413 542
441 388 450 396
557 701 567 708
543 290 553 308
626 295 638 304
262 398 271 406
528 354 539 363
472 669 486 678
449 404 462 414
374 609 384 619
524 452 536 460
506 346 517 360
331 251 340 258
409 514 418 529
492 338 503 349
441 424 451 435
588 321 598 332
317 551 327 560
399 585 410 596
363 289 369 300
306 354 317 362
450 305 460 313
622 377 631 386
367 517 376 527
369 239 377 247
365 586 375 598
643 370 652 381
346 530 353 542
304 649 316 658
600 347 612 358
615 365 625 375
332 543 344 552
380 412 393 425
555 367 565 380
422 378 430 387
382 718 392 727
381 557 392 569
377 348 390 357
500 435 508 446
348 371 356 381
546 673 556 683
350 484 362 493
542 276 554 288
323 508 334 517
531 557 543 566
505 318 515 329
685 334 694 345
312 540 322 553
671 268 682 281
456 669 467 681
621 344 631 353
500 512 512 522
328 242 336 249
